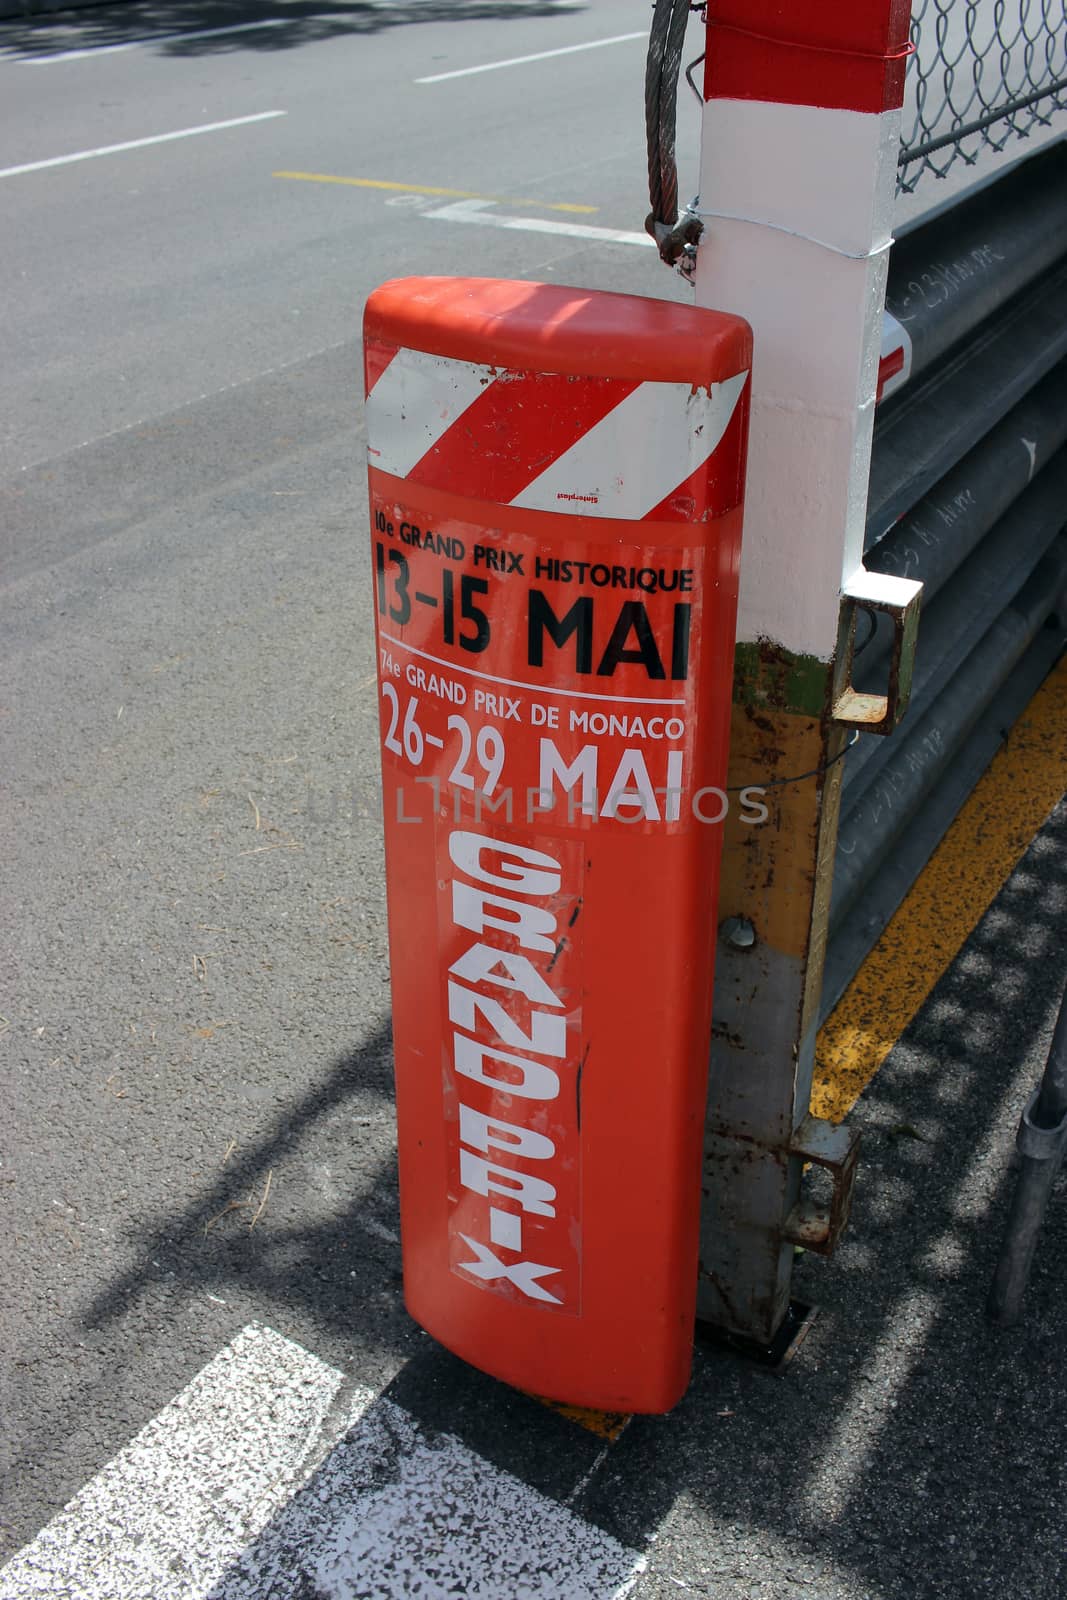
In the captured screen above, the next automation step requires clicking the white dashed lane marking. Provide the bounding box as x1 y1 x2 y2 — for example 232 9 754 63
414 31 645 85
0 1324 645 1599
0 112 286 180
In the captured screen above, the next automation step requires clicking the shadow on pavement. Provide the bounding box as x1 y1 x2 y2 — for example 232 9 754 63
33 806 1067 1599
80 1015 403 1338
576 798 1067 1598
0 0 588 59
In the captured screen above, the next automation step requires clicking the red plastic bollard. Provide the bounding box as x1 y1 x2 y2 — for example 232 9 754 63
363 278 751 1413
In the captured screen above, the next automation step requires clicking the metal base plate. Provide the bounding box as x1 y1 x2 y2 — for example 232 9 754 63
694 1300 818 1375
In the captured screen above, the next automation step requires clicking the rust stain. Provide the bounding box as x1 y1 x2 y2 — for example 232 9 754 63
711 1022 745 1048
719 701 834 962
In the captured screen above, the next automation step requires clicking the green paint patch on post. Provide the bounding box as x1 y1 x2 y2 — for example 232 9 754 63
733 639 833 719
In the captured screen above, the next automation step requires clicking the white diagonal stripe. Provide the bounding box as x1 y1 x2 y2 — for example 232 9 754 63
511 370 749 519
366 348 495 480
0 1323 645 1599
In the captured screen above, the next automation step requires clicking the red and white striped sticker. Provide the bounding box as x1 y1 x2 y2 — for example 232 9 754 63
365 344 750 524
877 309 913 405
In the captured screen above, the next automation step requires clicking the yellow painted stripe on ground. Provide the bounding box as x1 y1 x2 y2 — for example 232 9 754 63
527 1394 631 1440
273 172 599 214
813 652 1067 1123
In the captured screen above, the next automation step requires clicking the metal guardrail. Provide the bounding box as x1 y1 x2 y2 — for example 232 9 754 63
872 141 1067 533
848 449 1067 803
822 139 1067 1019
887 141 1067 382
901 0 1067 190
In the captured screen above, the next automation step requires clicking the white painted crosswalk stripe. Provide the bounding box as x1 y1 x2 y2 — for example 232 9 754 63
0 1324 645 1600
217 1397 644 1599
0 1325 357 1599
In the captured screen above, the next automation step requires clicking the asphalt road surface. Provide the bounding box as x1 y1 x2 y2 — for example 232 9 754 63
0 0 688 1563
3 5 1067 1598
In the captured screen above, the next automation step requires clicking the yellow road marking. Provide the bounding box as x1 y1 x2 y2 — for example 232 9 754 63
273 171 599 214
526 1393 631 1440
813 653 1067 1123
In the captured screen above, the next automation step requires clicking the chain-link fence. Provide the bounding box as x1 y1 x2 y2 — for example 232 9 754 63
899 0 1067 190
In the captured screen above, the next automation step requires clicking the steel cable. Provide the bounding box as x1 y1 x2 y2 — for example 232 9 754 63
645 0 702 272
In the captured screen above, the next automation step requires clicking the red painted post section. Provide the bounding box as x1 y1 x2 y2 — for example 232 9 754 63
704 0 913 112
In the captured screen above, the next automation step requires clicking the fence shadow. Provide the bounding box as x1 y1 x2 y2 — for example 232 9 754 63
576 799 1067 1599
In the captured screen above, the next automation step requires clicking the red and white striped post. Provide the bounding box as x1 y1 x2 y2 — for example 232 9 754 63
693 3 920 1343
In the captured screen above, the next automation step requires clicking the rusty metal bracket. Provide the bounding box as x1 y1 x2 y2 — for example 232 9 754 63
832 570 923 735
782 1114 861 1256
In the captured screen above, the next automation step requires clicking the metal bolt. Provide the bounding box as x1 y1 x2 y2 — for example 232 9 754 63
721 916 756 951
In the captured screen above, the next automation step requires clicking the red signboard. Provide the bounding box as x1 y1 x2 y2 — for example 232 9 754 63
364 278 751 1412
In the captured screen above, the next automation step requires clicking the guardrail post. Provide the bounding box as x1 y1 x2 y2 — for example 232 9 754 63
693 1 914 1344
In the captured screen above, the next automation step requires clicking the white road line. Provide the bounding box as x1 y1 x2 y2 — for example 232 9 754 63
424 196 654 247
0 1323 645 1600
415 31 646 84
16 19 297 63
0 111 286 179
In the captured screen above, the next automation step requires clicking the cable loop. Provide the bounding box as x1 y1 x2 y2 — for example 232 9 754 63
646 0 701 271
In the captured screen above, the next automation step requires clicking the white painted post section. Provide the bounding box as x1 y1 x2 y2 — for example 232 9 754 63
696 4 907 658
